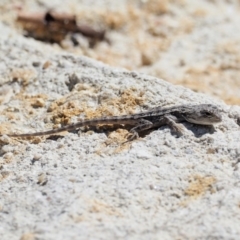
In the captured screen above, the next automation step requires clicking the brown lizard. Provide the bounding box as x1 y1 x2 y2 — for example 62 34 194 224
2 104 222 140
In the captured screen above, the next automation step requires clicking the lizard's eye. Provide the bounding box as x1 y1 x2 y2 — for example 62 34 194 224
201 111 211 116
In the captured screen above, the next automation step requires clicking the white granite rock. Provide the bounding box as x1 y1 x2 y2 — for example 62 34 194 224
0 22 240 240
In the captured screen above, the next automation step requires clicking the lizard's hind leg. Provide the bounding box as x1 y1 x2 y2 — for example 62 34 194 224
126 119 153 142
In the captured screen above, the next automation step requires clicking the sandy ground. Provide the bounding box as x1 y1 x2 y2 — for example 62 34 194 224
0 1 240 240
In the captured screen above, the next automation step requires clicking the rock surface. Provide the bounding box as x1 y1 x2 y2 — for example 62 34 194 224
0 16 240 240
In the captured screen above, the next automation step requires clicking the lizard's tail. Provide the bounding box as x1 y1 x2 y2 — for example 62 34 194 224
5 116 136 138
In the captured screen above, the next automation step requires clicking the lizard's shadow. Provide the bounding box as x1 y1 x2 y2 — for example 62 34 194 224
47 135 65 140
139 123 217 139
46 123 216 141
89 123 217 139
181 123 217 137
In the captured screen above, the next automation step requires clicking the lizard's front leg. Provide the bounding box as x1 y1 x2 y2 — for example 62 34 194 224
162 114 185 137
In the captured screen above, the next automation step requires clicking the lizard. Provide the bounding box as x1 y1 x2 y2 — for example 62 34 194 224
2 104 222 140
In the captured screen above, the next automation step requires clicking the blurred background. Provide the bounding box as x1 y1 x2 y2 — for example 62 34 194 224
1 0 240 104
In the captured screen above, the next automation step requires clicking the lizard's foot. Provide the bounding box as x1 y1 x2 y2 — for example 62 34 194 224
122 131 139 144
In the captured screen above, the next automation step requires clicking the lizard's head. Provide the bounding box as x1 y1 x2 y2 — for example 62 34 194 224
181 104 222 125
